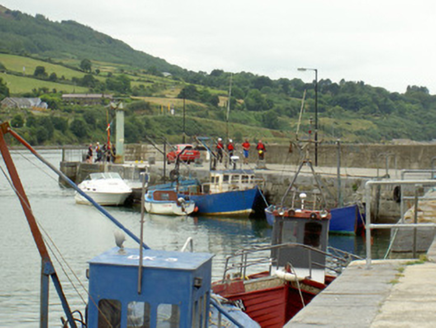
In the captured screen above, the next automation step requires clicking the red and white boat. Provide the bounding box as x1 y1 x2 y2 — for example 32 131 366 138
212 193 358 327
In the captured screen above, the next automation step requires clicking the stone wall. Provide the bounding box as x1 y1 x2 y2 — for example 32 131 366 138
124 143 436 170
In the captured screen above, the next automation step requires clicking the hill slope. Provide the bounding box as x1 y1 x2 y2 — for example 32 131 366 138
0 5 183 75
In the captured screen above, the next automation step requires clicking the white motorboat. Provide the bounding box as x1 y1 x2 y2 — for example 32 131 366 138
75 172 132 206
144 189 196 215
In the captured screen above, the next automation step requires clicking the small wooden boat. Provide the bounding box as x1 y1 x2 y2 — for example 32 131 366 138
144 189 196 215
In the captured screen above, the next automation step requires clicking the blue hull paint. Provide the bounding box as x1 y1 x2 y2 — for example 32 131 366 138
330 205 364 234
189 188 260 216
266 204 364 235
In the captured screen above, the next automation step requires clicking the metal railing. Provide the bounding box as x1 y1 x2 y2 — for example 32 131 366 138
220 242 361 282
365 178 436 268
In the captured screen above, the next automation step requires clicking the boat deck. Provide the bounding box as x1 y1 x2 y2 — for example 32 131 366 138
285 237 436 328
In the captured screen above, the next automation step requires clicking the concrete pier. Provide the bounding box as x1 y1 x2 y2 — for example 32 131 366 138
285 238 436 327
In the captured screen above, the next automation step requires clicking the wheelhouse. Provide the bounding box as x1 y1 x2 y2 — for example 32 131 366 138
207 170 262 193
87 247 213 328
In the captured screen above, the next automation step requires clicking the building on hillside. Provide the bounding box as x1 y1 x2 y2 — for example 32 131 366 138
62 93 113 105
1 97 48 109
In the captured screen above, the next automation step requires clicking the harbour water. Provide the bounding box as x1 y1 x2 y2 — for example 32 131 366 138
0 150 389 327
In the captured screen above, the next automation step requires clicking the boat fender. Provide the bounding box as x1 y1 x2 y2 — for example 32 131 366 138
288 208 296 216
309 212 318 220
273 269 302 282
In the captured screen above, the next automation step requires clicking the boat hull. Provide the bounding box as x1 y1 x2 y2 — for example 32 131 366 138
187 187 260 217
266 204 364 235
75 191 131 206
144 200 196 215
212 273 329 328
330 204 364 234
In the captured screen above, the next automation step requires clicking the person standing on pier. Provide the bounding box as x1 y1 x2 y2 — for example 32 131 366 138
256 139 266 160
86 143 93 163
242 139 250 164
227 139 235 164
216 138 224 163
95 142 102 162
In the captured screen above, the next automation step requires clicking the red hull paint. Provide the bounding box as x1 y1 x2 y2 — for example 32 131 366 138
213 275 332 328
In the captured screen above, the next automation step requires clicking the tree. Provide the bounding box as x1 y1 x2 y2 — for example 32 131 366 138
70 119 88 138
11 114 24 128
0 77 9 100
80 59 92 73
33 66 47 78
49 72 57 82
178 85 198 100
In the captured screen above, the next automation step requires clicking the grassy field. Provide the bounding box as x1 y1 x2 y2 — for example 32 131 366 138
0 54 87 79
0 72 88 94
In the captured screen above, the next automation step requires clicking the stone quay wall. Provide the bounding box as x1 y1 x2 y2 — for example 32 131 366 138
124 143 436 170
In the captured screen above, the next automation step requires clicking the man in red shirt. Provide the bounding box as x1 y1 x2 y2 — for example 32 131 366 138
216 138 224 163
256 139 266 160
242 139 250 164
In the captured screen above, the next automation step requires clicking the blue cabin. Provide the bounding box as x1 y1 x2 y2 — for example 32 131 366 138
87 247 214 328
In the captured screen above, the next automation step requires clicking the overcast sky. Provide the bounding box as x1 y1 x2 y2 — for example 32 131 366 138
2 0 436 94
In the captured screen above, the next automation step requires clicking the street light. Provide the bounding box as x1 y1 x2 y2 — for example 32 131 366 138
298 67 318 166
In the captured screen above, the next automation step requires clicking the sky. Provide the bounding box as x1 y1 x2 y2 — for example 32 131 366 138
2 0 436 94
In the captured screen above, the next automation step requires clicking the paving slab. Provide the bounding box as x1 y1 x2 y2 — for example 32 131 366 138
285 259 436 328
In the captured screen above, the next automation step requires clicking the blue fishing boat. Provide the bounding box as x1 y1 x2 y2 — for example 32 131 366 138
179 169 264 217
0 121 259 328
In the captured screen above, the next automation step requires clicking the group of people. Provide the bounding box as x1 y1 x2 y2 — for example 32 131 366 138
85 142 116 163
215 138 266 165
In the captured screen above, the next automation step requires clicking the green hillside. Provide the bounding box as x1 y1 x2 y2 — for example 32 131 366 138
1 5 436 147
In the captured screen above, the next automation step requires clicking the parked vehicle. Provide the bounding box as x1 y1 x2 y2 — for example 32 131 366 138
166 144 200 164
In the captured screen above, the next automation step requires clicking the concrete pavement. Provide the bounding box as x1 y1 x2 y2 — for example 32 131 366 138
284 239 436 327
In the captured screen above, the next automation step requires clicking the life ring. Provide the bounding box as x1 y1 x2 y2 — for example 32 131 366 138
288 209 296 216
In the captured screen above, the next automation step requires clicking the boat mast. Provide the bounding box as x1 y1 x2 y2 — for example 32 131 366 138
0 122 77 328
226 74 232 142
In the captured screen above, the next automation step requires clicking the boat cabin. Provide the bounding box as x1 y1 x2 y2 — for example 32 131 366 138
87 247 213 328
148 189 178 201
271 210 331 283
205 169 261 193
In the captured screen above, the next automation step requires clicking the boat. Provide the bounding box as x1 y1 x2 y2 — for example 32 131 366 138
265 158 364 234
179 169 264 217
144 189 196 215
0 121 258 328
213 192 360 327
75 171 132 206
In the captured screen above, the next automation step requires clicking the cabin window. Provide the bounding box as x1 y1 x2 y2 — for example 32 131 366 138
157 304 180 327
98 299 121 328
223 175 229 182
242 175 249 183
231 175 240 184
161 193 170 201
281 221 298 243
127 301 151 328
211 176 217 184
303 222 322 248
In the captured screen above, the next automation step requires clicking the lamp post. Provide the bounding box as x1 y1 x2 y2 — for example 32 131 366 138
298 67 318 166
